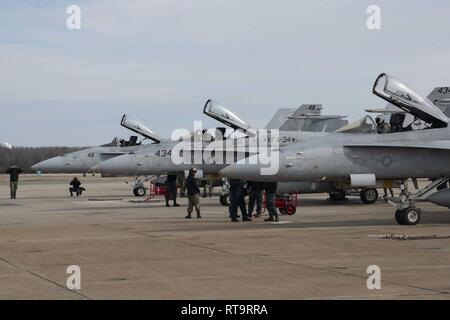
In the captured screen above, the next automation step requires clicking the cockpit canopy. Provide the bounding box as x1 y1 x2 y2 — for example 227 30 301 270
373 73 449 128
120 115 162 143
203 99 253 134
335 116 376 134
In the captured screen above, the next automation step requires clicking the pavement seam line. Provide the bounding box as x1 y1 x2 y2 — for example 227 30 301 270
0 256 92 300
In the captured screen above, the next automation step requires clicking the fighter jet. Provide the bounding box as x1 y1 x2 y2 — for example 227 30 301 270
30 115 162 196
219 73 450 225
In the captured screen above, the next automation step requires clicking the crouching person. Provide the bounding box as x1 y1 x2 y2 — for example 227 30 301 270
185 168 201 219
69 177 85 196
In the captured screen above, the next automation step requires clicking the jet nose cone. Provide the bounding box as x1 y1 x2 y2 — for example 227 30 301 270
95 155 132 175
219 154 282 181
30 156 63 173
219 164 260 182
90 163 102 173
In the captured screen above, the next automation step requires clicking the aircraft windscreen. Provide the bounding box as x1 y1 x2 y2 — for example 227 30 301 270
203 99 251 131
373 73 448 127
335 116 376 134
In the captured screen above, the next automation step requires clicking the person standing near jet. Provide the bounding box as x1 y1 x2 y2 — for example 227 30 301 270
229 179 250 222
165 174 180 207
185 168 201 219
6 165 23 199
264 182 279 222
247 181 264 217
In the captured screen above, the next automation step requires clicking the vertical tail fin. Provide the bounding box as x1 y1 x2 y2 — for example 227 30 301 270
279 104 348 132
427 87 450 117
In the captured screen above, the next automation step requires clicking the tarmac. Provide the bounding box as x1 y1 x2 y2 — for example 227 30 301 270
1 174 450 299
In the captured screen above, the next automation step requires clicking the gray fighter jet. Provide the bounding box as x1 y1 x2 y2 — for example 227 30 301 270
30 115 162 196
219 73 450 225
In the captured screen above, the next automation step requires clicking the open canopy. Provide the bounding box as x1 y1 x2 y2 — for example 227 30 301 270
203 99 253 133
373 73 448 128
120 115 162 143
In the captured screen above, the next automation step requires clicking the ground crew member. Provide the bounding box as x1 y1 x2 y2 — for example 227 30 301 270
6 165 23 199
375 115 391 134
264 182 279 222
202 179 213 198
229 179 250 222
185 168 201 219
247 181 264 217
165 174 180 207
69 177 85 196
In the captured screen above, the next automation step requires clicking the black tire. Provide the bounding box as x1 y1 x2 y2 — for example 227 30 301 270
402 207 422 225
360 188 379 204
329 191 346 202
133 187 147 197
220 194 230 206
395 210 404 225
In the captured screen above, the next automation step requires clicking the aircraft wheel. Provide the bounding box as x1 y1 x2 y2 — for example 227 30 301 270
133 187 147 197
360 188 379 204
329 191 346 202
220 194 230 206
395 210 404 225
402 207 422 225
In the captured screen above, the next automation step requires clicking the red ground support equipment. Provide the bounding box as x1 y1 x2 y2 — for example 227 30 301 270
263 193 298 215
145 182 168 202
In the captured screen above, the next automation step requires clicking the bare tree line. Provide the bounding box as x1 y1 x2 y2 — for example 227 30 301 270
1 146 83 173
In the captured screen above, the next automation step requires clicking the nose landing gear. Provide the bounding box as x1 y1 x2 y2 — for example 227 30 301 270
385 178 448 225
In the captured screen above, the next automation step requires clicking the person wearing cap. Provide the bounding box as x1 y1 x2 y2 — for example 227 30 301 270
375 115 391 134
185 168 201 219
6 164 23 199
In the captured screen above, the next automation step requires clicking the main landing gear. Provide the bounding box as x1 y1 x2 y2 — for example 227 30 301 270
360 188 379 204
385 178 449 225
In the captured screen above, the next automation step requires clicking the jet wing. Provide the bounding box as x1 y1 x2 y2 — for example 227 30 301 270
344 140 450 150
373 73 449 127
121 115 162 143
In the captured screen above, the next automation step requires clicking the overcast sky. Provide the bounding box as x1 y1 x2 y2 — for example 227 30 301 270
1 0 450 146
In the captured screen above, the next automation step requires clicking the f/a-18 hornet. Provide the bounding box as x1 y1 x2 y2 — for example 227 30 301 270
220 73 450 225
